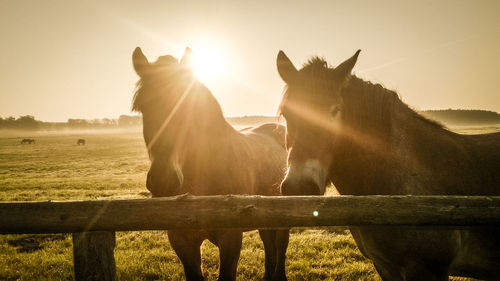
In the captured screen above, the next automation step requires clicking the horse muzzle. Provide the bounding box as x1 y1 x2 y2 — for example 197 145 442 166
281 177 322 196
146 169 181 197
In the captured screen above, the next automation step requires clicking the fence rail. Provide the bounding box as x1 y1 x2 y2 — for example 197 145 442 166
2 195 500 234
2 195 500 281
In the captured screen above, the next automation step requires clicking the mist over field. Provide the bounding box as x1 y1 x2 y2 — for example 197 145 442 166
2 109 499 135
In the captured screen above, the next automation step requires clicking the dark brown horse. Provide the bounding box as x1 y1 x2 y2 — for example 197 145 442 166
276 50 500 280
132 47 289 281
21 138 35 144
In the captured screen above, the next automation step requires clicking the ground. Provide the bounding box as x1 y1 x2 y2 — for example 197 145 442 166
1 127 491 280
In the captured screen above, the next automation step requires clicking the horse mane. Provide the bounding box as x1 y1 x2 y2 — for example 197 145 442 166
132 79 144 112
344 76 444 131
278 57 332 116
305 57 443 128
131 62 229 136
279 56 444 136
304 56 330 69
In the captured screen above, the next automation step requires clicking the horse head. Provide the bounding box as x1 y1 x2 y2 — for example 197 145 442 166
132 47 198 197
132 47 225 197
277 50 360 195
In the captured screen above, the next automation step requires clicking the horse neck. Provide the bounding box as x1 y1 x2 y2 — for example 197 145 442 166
175 109 249 195
331 78 465 195
172 87 239 163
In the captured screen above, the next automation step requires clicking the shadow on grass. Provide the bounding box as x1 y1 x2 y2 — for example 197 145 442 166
7 234 67 253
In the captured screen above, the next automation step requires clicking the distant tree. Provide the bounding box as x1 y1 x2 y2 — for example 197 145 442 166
16 115 39 129
118 115 142 127
1 117 15 128
0 115 40 129
67 119 90 128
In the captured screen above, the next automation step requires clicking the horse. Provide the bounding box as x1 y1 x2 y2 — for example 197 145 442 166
276 50 500 280
21 138 35 144
132 47 289 281
77 139 86 145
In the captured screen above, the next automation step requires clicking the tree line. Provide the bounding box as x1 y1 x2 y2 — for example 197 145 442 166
0 115 142 130
421 109 500 126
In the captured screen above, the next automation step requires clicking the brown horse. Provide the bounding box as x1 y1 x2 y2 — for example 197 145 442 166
21 138 35 144
132 47 289 281
276 50 500 280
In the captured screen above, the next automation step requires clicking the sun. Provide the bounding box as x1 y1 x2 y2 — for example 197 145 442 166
191 43 225 85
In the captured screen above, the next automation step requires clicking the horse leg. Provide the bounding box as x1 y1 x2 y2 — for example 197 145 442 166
258 229 289 281
372 261 402 281
168 230 205 281
259 230 277 280
274 229 289 281
213 230 242 281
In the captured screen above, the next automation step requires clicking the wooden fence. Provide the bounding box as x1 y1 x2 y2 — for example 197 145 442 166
1 195 500 280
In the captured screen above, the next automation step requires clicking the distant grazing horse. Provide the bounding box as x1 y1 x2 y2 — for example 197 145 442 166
276 50 500 280
132 47 289 281
77 139 86 145
21 138 35 144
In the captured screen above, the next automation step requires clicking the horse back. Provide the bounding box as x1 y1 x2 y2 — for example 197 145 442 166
241 123 286 149
238 123 287 195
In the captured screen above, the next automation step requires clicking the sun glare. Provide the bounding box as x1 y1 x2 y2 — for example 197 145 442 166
191 42 225 85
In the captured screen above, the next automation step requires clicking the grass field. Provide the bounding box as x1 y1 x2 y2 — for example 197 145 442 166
1 127 494 280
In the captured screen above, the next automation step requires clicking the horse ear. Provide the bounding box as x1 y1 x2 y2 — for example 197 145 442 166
180 47 195 71
334 49 360 83
132 47 150 77
277 50 298 84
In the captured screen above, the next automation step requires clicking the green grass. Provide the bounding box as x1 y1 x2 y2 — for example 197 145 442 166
0 131 149 201
1 129 490 280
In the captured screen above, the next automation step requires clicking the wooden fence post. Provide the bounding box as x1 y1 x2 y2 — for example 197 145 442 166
72 231 116 281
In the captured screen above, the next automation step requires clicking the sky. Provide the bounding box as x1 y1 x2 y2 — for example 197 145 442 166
1 0 499 122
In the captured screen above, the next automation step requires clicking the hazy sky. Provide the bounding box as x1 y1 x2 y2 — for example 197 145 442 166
1 0 499 122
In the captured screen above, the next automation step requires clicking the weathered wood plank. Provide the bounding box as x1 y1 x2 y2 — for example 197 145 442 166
73 231 116 281
1 195 500 234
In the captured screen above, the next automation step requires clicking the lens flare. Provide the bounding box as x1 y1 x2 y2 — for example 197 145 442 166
191 42 225 85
